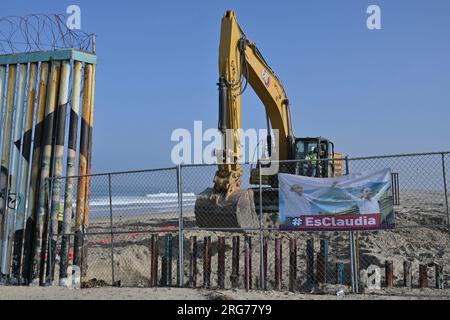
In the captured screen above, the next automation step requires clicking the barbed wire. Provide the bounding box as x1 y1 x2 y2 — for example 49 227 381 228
0 14 93 54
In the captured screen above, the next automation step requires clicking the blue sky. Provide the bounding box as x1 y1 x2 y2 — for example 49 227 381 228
2 0 450 172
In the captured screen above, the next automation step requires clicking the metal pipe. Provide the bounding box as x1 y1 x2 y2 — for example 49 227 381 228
217 236 225 289
317 239 328 284
419 264 428 288
59 61 82 286
47 60 71 283
74 63 93 268
0 64 17 277
306 239 314 285
108 173 115 286
0 65 6 154
403 261 412 289
385 260 394 289
349 231 355 292
244 235 252 291
22 62 49 284
441 153 450 238
289 238 297 292
231 236 239 288
189 236 197 288
203 236 211 289
30 61 61 285
165 234 173 286
275 238 282 290
55 166 179 180
1 64 27 276
349 231 358 293
345 157 359 293
177 152 450 168
79 63 96 278
177 164 184 287
150 234 158 287
11 63 38 284
345 156 349 176
348 150 450 161
263 237 268 290
83 64 96 235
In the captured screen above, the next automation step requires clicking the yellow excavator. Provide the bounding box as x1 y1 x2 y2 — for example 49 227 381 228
194 11 343 228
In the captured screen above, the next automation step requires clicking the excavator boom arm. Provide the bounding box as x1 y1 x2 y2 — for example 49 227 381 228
216 11 294 194
195 10 296 229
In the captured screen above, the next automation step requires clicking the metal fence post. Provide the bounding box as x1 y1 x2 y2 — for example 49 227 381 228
177 164 184 287
349 231 358 293
345 156 359 293
108 173 115 285
259 162 264 289
441 153 450 238
345 156 349 177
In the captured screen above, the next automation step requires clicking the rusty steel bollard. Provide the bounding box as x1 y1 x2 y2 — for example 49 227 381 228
217 237 226 289
385 260 394 288
244 236 252 291
263 237 268 290
189 236 197 288
289 239 297 292
150 234 159 287
275 238 282 291
419 264 428 289
203 236 211 289
231 236 240 289
306 239 315 285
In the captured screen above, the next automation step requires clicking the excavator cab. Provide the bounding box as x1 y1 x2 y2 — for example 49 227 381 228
294 137 336 178
251 136 339 186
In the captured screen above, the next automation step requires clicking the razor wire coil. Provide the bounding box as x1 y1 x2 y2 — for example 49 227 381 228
0 14 93 54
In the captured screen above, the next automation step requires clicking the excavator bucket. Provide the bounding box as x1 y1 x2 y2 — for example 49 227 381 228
194 188 259 228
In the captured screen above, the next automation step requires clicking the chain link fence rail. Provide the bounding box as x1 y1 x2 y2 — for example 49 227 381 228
42 151 450 296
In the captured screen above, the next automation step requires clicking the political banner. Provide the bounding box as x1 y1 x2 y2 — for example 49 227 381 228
279 168 395 231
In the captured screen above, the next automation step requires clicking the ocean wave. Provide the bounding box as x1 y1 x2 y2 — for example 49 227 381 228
90 193 197 207
145 192 196 199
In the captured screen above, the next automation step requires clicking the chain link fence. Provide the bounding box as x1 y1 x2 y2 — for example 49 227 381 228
45 151 450 296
